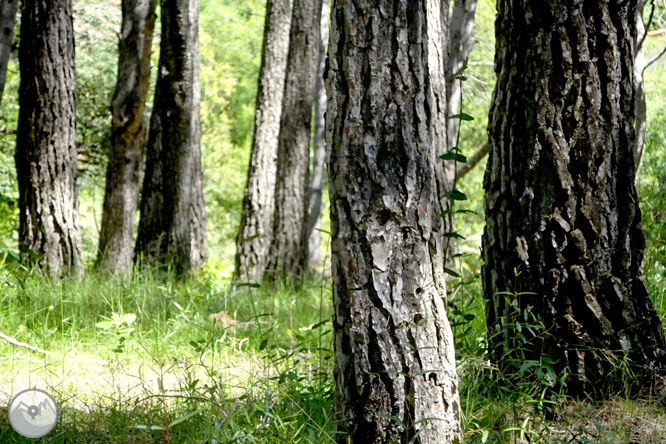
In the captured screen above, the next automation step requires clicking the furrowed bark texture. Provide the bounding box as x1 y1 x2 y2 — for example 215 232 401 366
98 0 157 274
267 0 323 278
16 0 82 278
234 0 292 283
327 1 461 443
136 0 207 273
0 0 18 106
483 0 666 395
307 0 330 269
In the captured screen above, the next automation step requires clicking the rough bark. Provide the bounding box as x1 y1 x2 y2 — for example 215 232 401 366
327 1 461 443
234 0 292 283
483 0 666 396
307 0 330 270
0 0 19 106
98 0 157 274
135 0 207 273
267 0 323 278
16 0 82 278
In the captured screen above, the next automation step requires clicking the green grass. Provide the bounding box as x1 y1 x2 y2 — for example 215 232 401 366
0 262 336 443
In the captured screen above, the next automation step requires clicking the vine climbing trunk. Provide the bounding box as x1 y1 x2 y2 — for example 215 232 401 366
483 0 666 396
16 0 82 278
327 1 462 442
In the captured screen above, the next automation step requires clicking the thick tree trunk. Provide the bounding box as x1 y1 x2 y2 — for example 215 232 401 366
327 1 461 443
0 0 19 106
16 0 82 278
267 0 323 278
483 0 666 396
234 0 292 284
135 0 207 273
98 0 157 274
306 0 330 270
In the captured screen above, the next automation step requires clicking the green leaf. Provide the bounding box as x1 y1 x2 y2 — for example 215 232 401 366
439 152 467 163
414 417 446 425
449 112 474 121
259 338 268 350
443 189 468 201
444 268 460 277
237 282 261 288
456 75 467 81
481 430 490 443
169 408 204 428
455 209 477 214
408 431 422 444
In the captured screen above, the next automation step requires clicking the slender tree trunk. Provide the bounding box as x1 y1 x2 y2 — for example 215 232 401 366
267 0 323 278
483 0 666 396
136 0 207 273
16 0 82 278
634 0 648 178
327 1 461 442
234 0 292 283
98 0 157 274
306 0 329 270
0 0 19 106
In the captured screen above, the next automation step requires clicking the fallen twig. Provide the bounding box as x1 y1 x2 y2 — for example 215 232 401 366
0 331 51 355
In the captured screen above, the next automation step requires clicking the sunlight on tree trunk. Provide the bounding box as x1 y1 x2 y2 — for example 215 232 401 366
234 0 292 284
98 0 158 274
16 0 82 278
327 1 462 442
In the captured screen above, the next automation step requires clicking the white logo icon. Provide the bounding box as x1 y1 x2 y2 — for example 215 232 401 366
8 389 59 438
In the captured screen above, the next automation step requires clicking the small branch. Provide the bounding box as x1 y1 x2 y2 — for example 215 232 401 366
456 139 490 180
0 332 51 355
644 43 666 73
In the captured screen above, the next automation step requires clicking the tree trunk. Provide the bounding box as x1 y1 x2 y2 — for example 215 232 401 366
438 0 478 268
98 0 158 274
306 0 330 270
483 0 666 396
16 0 82 278
267 0 323 279
135 0 207 273
234 0 292 284
0 0 19 106
326 1 462 443
633 0 648 178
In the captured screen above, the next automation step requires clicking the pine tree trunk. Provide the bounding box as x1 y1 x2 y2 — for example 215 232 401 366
234 0 292 284
16 0 82 278
327 1 462 442
483 0 666 396
0 0 18 106
136 0 207 273
98 0 158 274
307 0 330 270
267 0 323 279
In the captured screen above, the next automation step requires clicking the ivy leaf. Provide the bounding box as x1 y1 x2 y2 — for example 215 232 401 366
442 232 466 240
